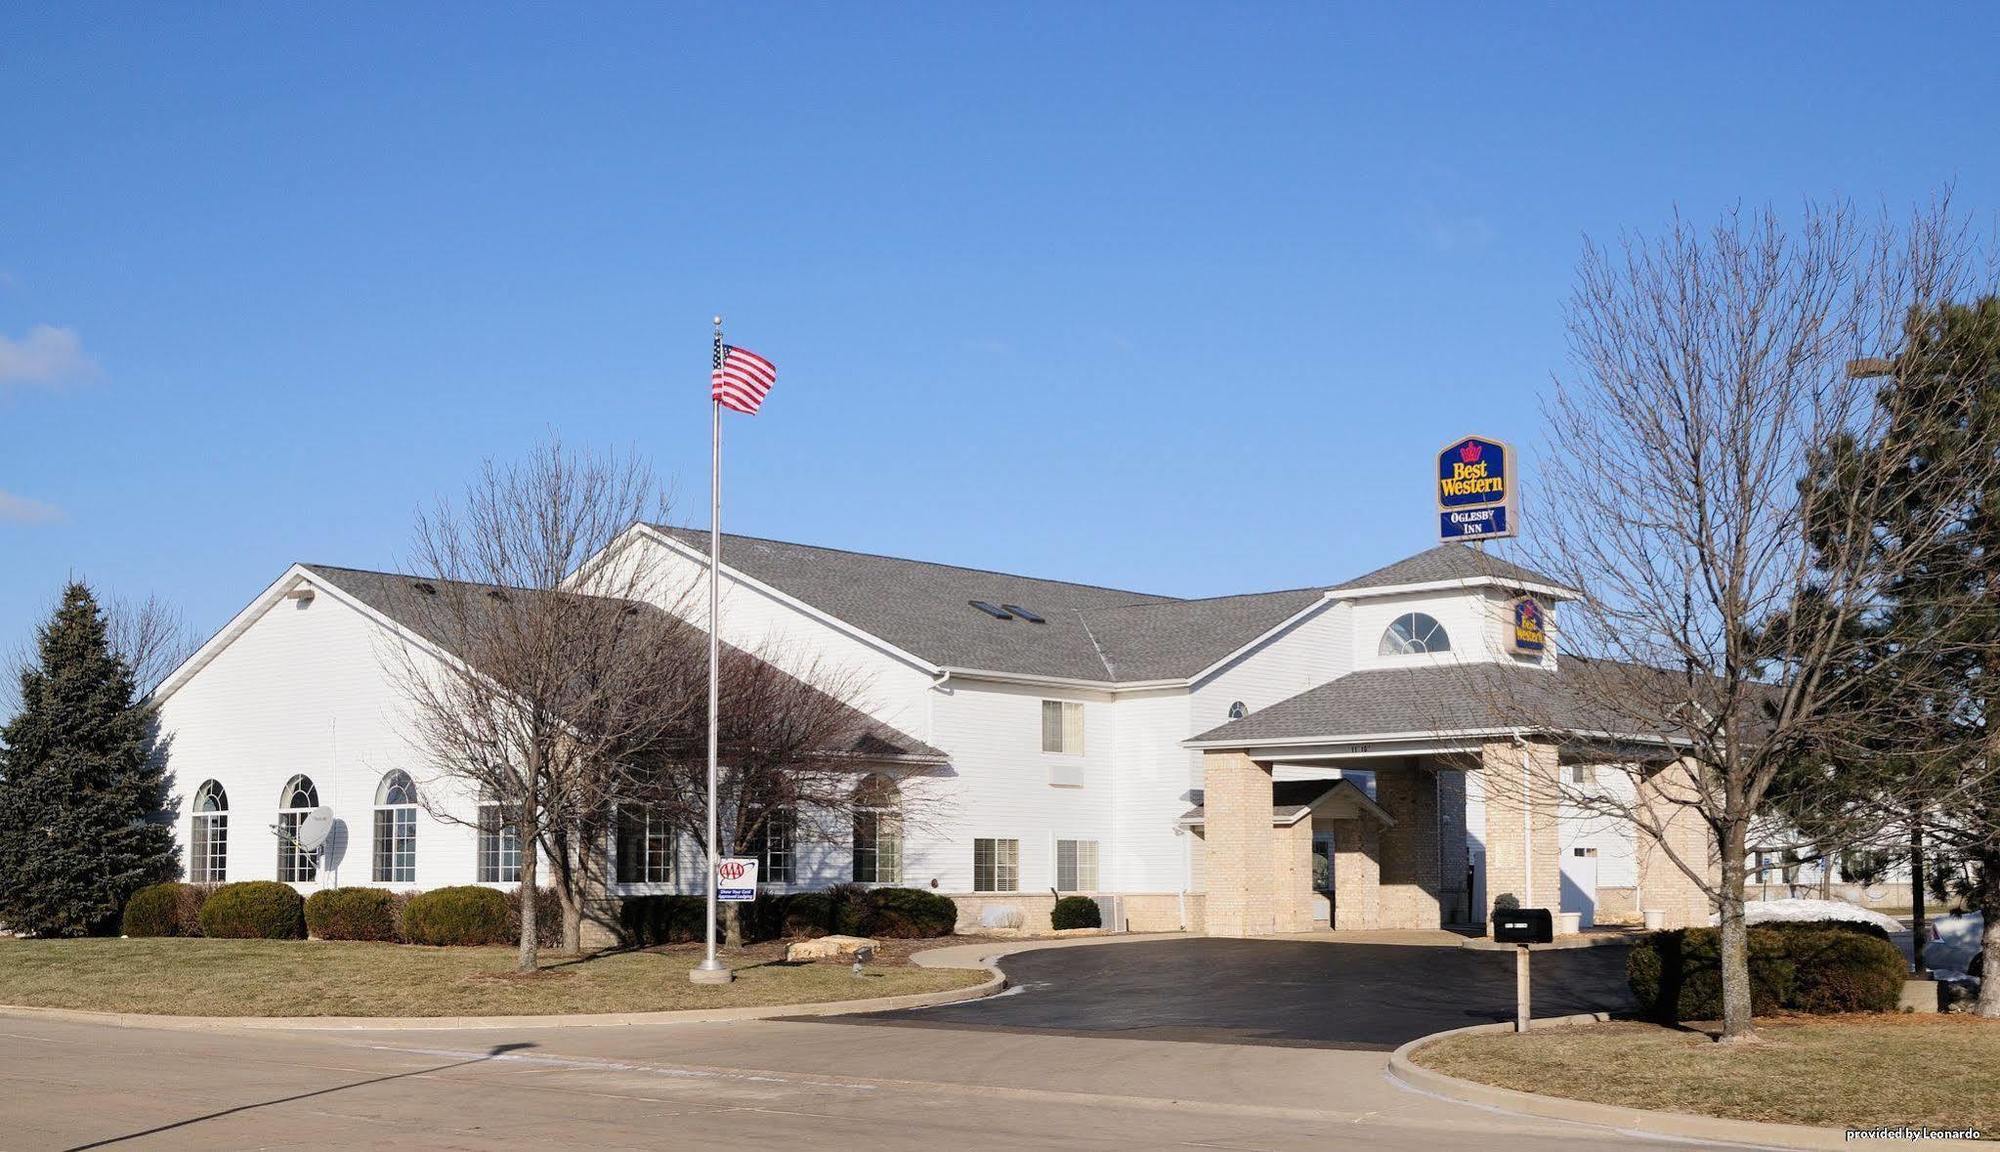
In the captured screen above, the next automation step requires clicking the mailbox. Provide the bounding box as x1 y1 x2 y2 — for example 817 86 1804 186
1492 907 1553 945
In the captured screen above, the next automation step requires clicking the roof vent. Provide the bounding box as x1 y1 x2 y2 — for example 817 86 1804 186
1001 604 1046 624
411 581 438 595
485 588 508 601
968 600 1012 620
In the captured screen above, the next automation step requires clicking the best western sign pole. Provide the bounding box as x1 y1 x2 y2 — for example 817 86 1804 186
1436 435 1517 545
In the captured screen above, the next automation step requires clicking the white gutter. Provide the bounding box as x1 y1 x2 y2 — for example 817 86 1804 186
1183 726 1684 751
937 666 1185 693
1330 575 1579 602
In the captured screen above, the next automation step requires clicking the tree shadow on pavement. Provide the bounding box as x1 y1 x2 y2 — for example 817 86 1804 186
61 1042 538 1150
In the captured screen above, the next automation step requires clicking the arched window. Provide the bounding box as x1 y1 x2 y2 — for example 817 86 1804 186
373 771 417 883
277 775 319 883
191 780 228 883
851 775 902 885
1379 612 1450 656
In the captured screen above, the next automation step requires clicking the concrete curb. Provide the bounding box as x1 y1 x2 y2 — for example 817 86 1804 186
1386 1016 1849 1150
0 967 1006 1034
910 930 1190 971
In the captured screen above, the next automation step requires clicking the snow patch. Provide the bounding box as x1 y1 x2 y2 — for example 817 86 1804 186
1711 897 1906 934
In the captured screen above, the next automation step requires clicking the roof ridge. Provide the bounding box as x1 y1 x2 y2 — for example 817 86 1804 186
650 523 1178 603
1082 585 1328 617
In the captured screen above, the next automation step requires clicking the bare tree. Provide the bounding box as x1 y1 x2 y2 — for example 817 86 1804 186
619 641 950 948
1493 199 1998 1041
388 439 699 969
110 595 195 699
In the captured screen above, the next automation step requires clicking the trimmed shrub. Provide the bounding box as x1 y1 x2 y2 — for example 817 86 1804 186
304 888 403 942
1051 895 1102 931
779 891 831 938
618 894 715 946
1629 924 1903 1021
123 882 195 937
198 881 306 940
507 886 564 949
402 885 511 946
1786 929 1906 1014
869 888 958 938
824 882 874 937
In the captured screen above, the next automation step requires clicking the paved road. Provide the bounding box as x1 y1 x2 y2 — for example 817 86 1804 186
0 939 1671 1151
838 938 1635 1050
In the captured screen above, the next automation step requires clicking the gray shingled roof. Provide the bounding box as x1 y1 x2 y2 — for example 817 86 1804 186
303 564 947 763
1187 659 1665 746
1331 544 1567 592
654 527 1326 682
647 530 1567 684
1178 778 1391 825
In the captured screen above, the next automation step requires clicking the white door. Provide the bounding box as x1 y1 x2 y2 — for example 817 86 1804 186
1561 847 1598 928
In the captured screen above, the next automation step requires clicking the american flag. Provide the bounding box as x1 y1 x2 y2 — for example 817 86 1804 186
711 343 777 414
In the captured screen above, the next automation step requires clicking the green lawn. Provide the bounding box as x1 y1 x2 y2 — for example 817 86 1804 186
1413 1016 2000 1133
0 938 985 1017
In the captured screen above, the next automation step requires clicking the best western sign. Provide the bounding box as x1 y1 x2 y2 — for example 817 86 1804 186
1437 435 1517 542
1510 596 1547 655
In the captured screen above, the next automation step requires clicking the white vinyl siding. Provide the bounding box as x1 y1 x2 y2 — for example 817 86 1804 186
973 838 1020 892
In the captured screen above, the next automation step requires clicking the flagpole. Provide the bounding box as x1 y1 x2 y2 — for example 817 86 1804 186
692 315 732 984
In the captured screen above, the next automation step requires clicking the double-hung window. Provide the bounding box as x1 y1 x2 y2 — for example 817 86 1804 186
757 809 795 884
477 802 522 883
615 805 674 884
853 776 902 884
973 838 1020 892
1056 839 1099 891
1040 700 1084 754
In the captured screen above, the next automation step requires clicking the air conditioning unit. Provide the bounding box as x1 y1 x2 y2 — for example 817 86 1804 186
1098 893 1125 933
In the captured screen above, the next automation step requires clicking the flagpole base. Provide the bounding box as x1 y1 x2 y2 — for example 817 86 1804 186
688 961 733 985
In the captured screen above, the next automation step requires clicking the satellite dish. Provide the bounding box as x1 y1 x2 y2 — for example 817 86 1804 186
295 806 335 853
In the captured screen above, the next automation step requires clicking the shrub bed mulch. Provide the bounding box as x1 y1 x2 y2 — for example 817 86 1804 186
1411 1015 2000 1134
0 937 986 1018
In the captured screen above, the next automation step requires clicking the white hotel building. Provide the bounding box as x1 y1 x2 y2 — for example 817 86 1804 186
153 524 1710 941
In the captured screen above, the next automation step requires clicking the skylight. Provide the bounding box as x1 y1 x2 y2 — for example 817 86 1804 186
1001 604 1046 624
968 600 1012 620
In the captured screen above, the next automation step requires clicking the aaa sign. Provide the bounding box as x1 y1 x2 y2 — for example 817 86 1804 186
716 857 760 903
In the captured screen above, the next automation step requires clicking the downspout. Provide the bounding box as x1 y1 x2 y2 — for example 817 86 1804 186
926 668 952 743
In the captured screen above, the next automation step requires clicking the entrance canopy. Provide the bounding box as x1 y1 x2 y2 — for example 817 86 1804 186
1177 778 1394 829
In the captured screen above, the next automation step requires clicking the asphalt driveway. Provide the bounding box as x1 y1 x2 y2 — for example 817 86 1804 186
836 937 1634 1050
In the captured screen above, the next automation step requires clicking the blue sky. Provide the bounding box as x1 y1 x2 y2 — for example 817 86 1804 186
3 3 1996 670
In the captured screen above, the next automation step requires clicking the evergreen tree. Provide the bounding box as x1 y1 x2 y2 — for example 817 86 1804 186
1803 297 2000 1012
0 583 178 936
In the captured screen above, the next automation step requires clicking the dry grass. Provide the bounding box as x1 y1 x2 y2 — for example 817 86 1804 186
1413 1016 2000 1133
0 937 984 1017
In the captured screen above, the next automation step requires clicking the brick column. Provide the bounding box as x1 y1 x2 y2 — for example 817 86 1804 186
1330 817 1380 930
1377 764 1442 929
1202 750 1275 937
1480 739 1561 928
1271 819 1316 933
1635 756 1716 929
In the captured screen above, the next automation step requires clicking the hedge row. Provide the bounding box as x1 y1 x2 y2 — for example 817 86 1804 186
123 881 564 947
1628 921 1908 1021
619 886 958 946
